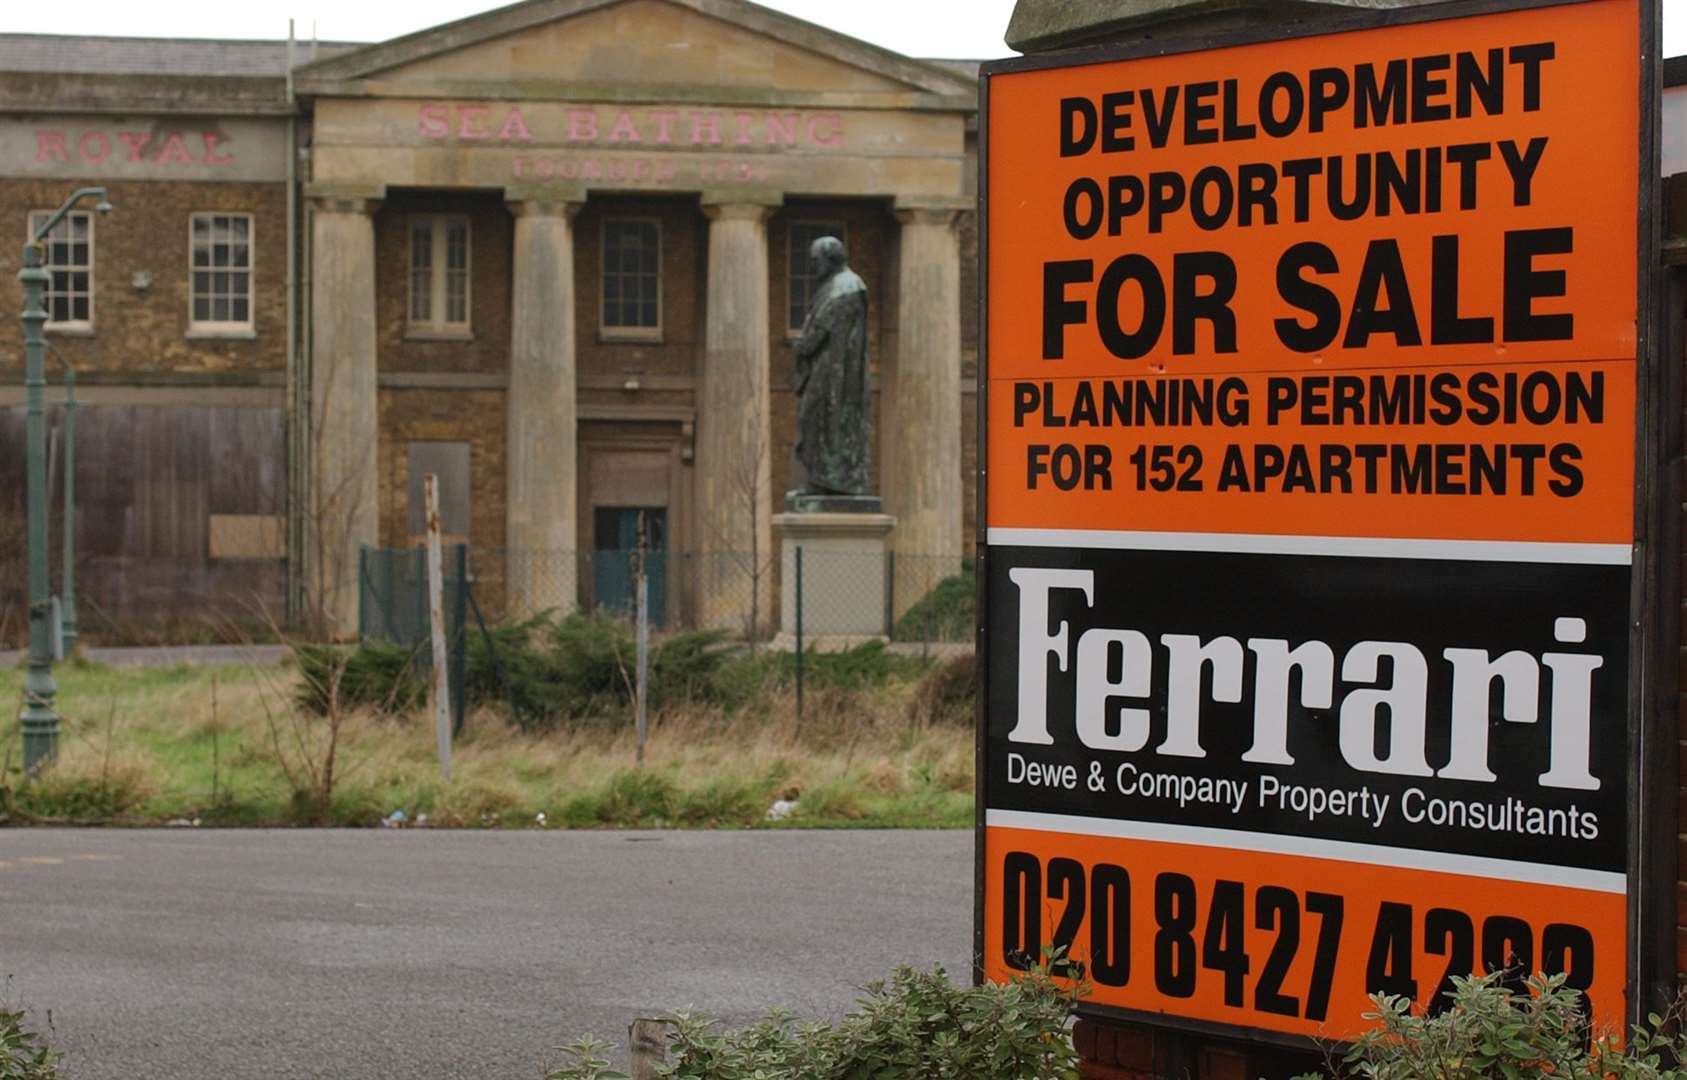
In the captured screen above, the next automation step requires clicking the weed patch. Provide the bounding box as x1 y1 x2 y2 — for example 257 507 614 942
546 963 1080 1080
0 646 975 830
910 653 976 728
0 1003 62 1080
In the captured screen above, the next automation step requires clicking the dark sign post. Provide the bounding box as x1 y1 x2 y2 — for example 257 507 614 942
977 0 1664 1048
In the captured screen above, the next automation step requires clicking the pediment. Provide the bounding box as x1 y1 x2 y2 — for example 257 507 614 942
294 0 977 108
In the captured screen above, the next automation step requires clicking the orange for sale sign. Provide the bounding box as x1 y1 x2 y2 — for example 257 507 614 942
977 0 1649 1045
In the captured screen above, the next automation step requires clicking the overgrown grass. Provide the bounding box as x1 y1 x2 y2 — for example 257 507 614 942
0 647 974 829
892 560 975 643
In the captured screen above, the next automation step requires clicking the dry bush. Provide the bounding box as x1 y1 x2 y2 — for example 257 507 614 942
909 653 976 728
12 732 158 821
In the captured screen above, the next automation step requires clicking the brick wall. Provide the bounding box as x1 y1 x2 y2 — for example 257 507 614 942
376 386 506 553
373 191 513 374
0 174 291 636
0 177 289 375
575 193 704 382
372 192 513 614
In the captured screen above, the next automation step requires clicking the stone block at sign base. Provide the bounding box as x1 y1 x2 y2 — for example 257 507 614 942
773 511 896 648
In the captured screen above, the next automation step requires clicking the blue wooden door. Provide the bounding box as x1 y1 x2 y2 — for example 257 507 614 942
592 507 666 625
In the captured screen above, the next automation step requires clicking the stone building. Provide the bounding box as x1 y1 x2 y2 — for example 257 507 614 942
0 0 981 639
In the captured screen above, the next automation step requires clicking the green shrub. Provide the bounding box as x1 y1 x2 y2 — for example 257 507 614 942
471 614 733 730
892 560 975 643
465 616 557 723
744 640 931 693
468 614 607 735
0 1007 62 1080
545 964 1079 1080
649 629 733 708
1295 970 1687 1080
300 615 931 733
546 614 635 715
472 619 921 728
294 641 424 715
800 639 931 690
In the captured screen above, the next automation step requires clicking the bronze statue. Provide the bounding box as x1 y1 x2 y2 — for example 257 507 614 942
790 235 871 501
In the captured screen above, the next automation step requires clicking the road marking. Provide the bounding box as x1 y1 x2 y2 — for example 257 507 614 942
0 853 124 869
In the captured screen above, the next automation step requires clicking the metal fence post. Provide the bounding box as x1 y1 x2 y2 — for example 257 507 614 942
424 475 451 783
794 544 804 726
635 562 649 768
884 547 895 639
60 363 77 654
357 546 368 641
450 544 467 736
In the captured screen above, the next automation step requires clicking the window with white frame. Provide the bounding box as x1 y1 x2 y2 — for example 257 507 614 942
787 220 846 333
408 214 470 333
601 218 660 337
190 213 253 330
27 210 93 328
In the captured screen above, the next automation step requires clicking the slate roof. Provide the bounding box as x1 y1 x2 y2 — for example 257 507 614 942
0 33 363 77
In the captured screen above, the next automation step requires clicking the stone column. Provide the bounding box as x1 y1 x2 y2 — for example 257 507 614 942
698 198 777 634
308 194 380 639
888 205 964 612
505 197 581 619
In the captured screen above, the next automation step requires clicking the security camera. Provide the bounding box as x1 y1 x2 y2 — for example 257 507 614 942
95 201 113 215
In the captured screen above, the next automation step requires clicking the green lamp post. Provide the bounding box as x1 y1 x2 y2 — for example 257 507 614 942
18 186 109 772
59 356 77 656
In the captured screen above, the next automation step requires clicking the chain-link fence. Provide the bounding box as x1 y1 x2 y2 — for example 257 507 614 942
342 543 975 735
457 548 973 648
358 544 469 733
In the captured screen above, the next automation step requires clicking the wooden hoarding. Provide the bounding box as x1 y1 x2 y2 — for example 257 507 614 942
977 0 1661 1045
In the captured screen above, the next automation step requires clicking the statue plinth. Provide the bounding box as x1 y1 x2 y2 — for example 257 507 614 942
784 492 882 514
773 508 897 649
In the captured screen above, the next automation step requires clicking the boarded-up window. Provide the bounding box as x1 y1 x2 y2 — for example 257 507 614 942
407 442 470 544
209 514 284 559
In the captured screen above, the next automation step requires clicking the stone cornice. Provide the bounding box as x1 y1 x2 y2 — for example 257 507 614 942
305 182 386 212
701 189 784 214
505 183 587 214
295 77 974 113
893 195 973 216
293 0 978 106
0 72 294 116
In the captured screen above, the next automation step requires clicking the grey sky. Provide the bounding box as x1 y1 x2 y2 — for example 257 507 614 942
5 0 1682 60
2 0 1021 57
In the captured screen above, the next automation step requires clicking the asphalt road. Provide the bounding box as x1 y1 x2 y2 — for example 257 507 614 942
0 828 973 1080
